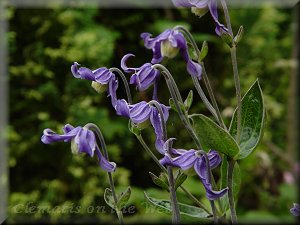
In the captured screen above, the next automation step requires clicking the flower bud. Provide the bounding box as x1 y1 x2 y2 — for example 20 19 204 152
161 40 179 59
91 81 108 93
136 119 150 129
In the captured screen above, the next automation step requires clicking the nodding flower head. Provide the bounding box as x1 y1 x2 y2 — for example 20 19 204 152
121 54 160 91
115 99 170 154
160 142 227 200
71 62 118 106
290 203 300 217
41 124 116 172
172 0 229 36
141 29 202 79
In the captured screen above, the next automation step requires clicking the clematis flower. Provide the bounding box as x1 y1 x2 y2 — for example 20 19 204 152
115 99 170 154
121 54 160 92
71 62 118 106
160 139 228 200
172 0 229 36
41 124 116 172
290 203 300 217
141 29 202 79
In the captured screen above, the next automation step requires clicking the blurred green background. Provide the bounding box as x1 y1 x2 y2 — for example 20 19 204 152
7 4 298 224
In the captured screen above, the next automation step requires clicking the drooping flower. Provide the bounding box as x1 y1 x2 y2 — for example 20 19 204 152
290 203 300 217
41 124 116 172
141 29 202 79
115 99 170 154
160 139 228 200
121 54 160 92
172 0 229 36
71 62 118 106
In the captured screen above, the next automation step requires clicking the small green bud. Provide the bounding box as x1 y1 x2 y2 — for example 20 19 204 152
221 32 234 47
91 81 107 93
71 138 79 155
182 167 196 176
136 119 150 129
234 25 244 45
161 40 179 59
191 7 209 18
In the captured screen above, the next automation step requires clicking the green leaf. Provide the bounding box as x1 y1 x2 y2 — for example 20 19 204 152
221 32 233 47
234 26 244 45
174 170 188 190
184 90 193 112
144 192 210 218
191 114 240 158
149 172 169 191
229 79 265 159
169 98 185 113
117 186 131 209
104 188 115 209
199 41 208 61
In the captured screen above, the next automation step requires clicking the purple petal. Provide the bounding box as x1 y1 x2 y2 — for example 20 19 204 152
151 43 164 64
94 68 114 84
194 157 228 200
150 108 165 154
108 78 118 107
172 0 194 7
208 150 222 169
187 60 202 79
95 146 116 172
121 53 137 73
75 128 96 157
71 62 81 78
191 0 210 8
77 67 95 81
290 203 300 217
115 99 130 118
208 0 229 36
41 126 81 144
160 149 197 170
132 64 159 91
130 101 151 124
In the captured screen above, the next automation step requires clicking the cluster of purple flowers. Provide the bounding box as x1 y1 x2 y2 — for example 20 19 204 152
41 0 230 201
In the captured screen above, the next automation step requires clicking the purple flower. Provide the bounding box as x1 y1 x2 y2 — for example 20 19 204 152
115 99 170 154
160 139 227 200
121 54 160 91
172 0 229 36
290 203 300 217
41 124 116 172
71 62 118 106
141 29 202 79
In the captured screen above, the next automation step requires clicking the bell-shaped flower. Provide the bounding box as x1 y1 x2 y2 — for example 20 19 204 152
71 62 118 106
160 139 228 200
172 0 229 36
115 99 170 154
121 54 160 91
141 29 202 79
41 124 116 172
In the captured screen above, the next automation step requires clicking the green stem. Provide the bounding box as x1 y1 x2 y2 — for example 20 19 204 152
135 134 211 215
219 0 241 142
84 123 124 225
174 25 227 130
109 67 132 104
227 159 237 224
148 100 181 224
153 64 202 150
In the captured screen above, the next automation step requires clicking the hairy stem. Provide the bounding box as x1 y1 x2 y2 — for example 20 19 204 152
84 123 124 225
227 159 237 224
148 100 181 224
174 25 227 130
153 64 202 149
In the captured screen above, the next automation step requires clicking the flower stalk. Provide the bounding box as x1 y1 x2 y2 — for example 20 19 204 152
148 100 181 224
84 123 124 225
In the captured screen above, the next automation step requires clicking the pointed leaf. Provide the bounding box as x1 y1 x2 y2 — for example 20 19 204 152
191 114 240 158
199 41 208 61
104 188 115 209
234 26 244 45
117 186 131 209
175 170 188 190
229 80 265 159
184 90 193 112
169 98 185 113
149 172 169 191
144 192 210 218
